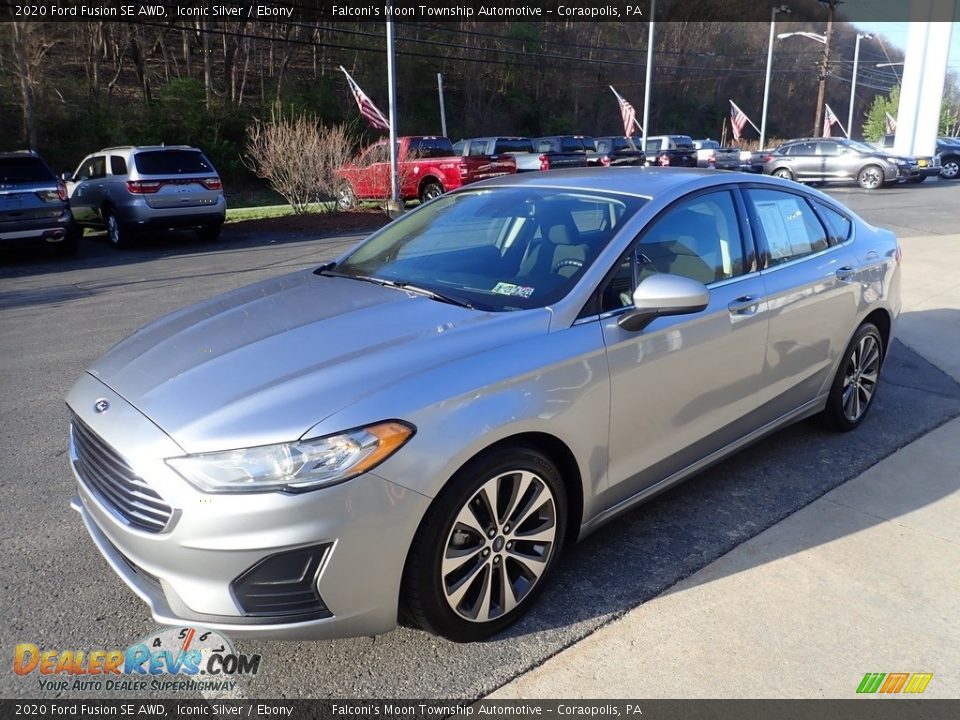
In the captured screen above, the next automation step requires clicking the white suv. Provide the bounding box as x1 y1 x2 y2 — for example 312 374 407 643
66 146 226 247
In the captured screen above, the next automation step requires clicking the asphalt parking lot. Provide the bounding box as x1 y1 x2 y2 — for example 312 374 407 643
2 177 959 700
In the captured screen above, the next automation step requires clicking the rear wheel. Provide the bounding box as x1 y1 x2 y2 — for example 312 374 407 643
402 446 567 642
819 322 884 432
336 183 357 210
772 168 794 181
419 181 444 204
105 209 131 247
857 164 884 190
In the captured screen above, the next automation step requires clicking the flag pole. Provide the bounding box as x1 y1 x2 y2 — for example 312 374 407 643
641 0 655 151
827 103 847 139
385 6 401 214
731 100 762 135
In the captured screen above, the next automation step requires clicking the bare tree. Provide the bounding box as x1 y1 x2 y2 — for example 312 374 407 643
245 107 354 215
10 22 55 149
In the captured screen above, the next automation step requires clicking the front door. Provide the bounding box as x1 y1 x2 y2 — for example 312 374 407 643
598 189 769 508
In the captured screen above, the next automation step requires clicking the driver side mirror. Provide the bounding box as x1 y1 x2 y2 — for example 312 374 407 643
60 172 74 182
617 273 710 332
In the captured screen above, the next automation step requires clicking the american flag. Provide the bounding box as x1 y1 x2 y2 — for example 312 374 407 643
610 86 639 136
618 96 637 137
340 66 389 132
729 100 750 142
823 103 840 138
885 111 898 134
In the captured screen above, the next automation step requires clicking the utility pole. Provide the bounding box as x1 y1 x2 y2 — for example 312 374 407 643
437 73 447 138
814 0 842 137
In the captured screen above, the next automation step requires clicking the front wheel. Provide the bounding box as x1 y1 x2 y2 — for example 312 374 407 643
402 447 567 642
819 322 884 432
419 181 444 204
336 184 358 210
940 158 959 180
857 165 885 190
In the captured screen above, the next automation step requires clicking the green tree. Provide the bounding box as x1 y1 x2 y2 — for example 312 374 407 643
863 85 900 141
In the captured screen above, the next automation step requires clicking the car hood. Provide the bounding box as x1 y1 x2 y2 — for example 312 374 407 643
87 271 550 454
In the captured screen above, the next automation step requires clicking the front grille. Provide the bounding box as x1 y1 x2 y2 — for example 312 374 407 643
70 414 173 533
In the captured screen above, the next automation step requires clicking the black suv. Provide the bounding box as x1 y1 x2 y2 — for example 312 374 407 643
0 151 78 255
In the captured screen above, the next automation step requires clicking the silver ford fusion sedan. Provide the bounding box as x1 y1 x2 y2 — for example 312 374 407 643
67 168 900 642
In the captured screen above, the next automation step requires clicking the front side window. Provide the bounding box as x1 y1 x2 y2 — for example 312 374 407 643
75 155 106 180
599 191 746 312
335 188 645 312
746 189 829 265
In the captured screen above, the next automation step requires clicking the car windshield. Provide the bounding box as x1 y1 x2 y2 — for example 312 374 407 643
845 140 878 154
333 188 645 312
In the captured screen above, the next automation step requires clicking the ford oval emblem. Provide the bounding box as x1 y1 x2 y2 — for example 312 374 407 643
94 399 110 414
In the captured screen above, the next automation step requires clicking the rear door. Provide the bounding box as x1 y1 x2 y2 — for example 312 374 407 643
131 150 221 209
744 186 860 422
786 142 821 180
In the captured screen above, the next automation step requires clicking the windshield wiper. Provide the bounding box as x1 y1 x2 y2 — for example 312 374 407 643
392 282 474 309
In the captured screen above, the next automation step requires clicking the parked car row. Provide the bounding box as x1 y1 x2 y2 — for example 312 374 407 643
1 145 226 255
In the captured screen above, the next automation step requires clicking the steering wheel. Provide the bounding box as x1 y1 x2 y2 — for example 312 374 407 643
553 258 584 272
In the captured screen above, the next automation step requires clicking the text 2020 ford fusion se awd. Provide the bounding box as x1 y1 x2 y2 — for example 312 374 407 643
67 168 900 642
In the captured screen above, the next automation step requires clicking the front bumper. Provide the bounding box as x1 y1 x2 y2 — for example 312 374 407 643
67 374 431 639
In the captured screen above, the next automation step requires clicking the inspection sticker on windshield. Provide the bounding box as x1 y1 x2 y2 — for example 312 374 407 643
492 282 534 298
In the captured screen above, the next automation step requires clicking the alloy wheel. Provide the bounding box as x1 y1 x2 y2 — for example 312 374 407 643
441 470 558 623
858 166 883 190
941 160 959 179
107 214 120 245
841 333 881 422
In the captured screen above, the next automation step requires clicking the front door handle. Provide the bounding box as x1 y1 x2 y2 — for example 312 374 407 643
728 295 763 315
836 266 856 282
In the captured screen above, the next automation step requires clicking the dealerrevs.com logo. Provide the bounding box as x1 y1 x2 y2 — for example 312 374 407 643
14 627 261 693
857 672 934 695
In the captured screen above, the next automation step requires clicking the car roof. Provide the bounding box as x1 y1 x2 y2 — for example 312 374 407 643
464 166 738 198
96 145 198 152
0 150 41 159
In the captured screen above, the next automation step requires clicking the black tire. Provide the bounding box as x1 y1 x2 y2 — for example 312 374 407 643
857 164 884 190
939 157 959 180
819 322 884 432
104 208 131 247
772 168 794 181
419 181 444 204
402 446 568 642
197 223 223 241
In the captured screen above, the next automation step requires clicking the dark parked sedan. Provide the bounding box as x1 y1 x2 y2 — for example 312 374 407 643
0 151 77 255
764 138 910 189
67 168 900 642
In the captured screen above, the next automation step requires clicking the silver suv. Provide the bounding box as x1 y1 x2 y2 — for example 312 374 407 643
66 146 226 247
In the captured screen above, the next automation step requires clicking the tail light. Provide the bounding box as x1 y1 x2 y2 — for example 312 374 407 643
458 163 469 179
895 245 902 265
708 152 716 165
57 180 67 201
36 185 67 203
539 154 550 171
201 177 222 190
127 180 162 194
659 154 670 167
763 154 773 163
601 156 612 167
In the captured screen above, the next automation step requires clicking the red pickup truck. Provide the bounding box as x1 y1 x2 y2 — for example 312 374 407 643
338 136 516 206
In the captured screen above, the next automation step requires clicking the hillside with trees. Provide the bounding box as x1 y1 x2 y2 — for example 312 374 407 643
4 11 952 184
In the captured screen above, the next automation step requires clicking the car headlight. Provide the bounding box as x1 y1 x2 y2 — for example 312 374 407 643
166 421 415 493
886 157 907 165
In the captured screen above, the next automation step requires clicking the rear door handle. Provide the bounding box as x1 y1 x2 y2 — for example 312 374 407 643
836 266 856 282
728 295 763 315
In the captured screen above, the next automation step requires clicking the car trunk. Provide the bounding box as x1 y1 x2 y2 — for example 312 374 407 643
132 150 221 210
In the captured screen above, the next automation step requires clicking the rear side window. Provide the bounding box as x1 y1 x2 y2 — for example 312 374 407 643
814 202 852 245
0 156 54 183
746 189 829 265
133 150 213 175
494 139 533 154
407 138 455 159
110 156 127 175
560 137 585 152
670 136 694 149
790 142 817 156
